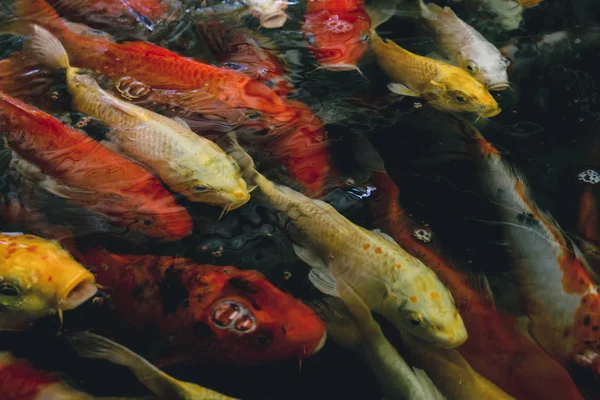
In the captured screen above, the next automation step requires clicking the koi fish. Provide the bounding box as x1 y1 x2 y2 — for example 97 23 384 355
0 232 97 331
457 117 600 377
197 19 294 97
0 91 193 241
303 0 371 71
515 0 542 8
369 170 586 400
47 0 171 34
225 134 467 348
417 0 510 90
11 0 332 195
68 245 327 366
313 282 446 400
367 7 501 117
70 332 239 400
480 0 523 31
29 26 250 211
244 0 288 28
0 352 96 400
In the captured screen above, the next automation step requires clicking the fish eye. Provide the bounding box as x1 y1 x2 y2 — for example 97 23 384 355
305 32 316 46
406 313 424 327
255 334 271 345
455 95 467 103
194 185 209 192
500 56 511 67
360 33 369 42
222 62 247 72
0 284 19 297
247 112 261 120
143 219 152 226
465 60 478 73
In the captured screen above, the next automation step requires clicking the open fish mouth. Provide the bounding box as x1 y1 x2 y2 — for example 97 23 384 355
320 63 361 72
487 82 511 91
479 107 502 118
260 12 287 28
60 276 98 311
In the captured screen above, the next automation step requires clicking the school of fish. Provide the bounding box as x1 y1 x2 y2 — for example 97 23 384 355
4 0 600 398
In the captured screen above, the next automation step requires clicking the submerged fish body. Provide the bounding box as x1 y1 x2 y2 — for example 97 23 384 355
459 119 600 376
418 0 510 90
0 352 94 400
369 31 501 117
0 90 193 240
13 0 332 195
28 26 250 210
227 137 467 348
197 19 294 97
303 0 371 70
69 246 327 366
0 233 97 331
369 171 586 400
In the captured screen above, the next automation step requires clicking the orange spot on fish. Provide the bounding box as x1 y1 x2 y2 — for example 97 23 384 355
8 242 15 247
48 276 52 282
409 296 418 303
26 246 37 253
363 243 370 250
394 263 402 269
41 256 48 261
431 291 440 300
6 248 16 256
374 247 382 254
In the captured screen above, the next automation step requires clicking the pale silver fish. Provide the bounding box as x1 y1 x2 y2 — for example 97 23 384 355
418 0 510 90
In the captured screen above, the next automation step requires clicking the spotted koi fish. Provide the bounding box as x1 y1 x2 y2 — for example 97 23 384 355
368 170 585 400
456 117 600 377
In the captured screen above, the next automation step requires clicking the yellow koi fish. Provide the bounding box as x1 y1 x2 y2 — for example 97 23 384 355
27 26 250 211
367 6 501 117
226 134 467 349
0 232 97 330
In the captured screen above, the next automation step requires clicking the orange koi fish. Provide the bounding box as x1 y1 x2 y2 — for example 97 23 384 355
12 0 333 195
197 19 294 97
47 0 171 33
456 118 600 379
369 171 586 400
303 0 371 71
68 245 328 366
0 91 193 241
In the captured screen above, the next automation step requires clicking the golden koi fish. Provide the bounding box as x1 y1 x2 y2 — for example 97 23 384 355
226 134 467 349
367 6 501 117
0 232 97 330
28 26 250 211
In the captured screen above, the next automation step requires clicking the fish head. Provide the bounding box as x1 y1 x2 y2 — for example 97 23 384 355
303 10 371 70
463 54 511 91
0 233 97 330
387 268 467 348
426 69 501 118
170 144 251 211
202 268 327 364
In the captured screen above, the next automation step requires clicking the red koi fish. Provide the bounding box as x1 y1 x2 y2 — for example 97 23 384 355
369 171 586 400
455 118 600 380
197 19 294 97
13 0 333 195
68 245 327 366
303 0 371 71
0 353 90 400
47 0 170 33
0 91 192 241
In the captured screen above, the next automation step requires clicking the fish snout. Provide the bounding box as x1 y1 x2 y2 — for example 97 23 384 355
487 82 511 91
260 12 287 28
308 331 327 356
229 190 251 210
480 106 502 118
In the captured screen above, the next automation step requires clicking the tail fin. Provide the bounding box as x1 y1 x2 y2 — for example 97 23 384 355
2 0 66 36
366 0 399 30
25 25 71 70
69 332 182 398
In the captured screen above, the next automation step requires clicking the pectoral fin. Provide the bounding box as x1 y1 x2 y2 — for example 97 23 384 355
172 116 192 130
293 244 329 270
308 268 339 297
372 228 399 245
388 83 420 97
